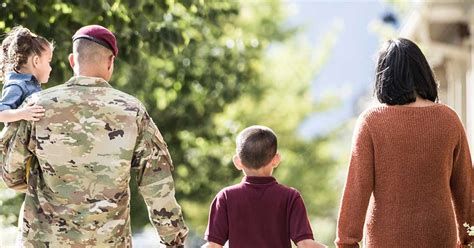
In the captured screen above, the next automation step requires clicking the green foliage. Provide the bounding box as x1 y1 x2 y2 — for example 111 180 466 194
384 0 412 16
371 0 412 42
0 2 341 245
0 0 293 232
0 189 23 225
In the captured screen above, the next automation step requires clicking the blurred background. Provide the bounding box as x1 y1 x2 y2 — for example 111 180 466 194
1 0 473 247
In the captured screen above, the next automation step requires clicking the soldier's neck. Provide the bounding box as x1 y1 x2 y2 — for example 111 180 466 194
74 69 107 81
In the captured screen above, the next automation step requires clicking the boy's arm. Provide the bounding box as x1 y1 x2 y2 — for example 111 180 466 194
2 120 34 191
201 242 224 248
131 109 188 246
297 239 328 248
289 192 315 244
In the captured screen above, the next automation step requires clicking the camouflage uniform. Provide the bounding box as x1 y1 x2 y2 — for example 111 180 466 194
1 76 188 247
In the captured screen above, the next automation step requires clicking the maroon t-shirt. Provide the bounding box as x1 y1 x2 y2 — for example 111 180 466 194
204 176 314 248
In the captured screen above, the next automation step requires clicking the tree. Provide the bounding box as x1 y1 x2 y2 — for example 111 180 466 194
0 1 343 246
0 0 290 233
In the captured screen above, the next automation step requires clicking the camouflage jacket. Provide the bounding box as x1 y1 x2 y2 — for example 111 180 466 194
1 76 188 247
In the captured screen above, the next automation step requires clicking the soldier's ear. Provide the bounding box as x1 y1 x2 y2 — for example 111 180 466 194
107 55 114 71
68 53 75 69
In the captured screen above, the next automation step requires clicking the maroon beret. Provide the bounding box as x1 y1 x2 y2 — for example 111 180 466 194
72 25 118 56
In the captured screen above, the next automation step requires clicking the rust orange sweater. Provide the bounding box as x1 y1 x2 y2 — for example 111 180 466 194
336 104 472 248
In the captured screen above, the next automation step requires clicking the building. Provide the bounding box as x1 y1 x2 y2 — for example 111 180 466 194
401 0 474 145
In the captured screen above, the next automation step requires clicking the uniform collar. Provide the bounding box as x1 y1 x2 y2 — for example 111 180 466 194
5 71 36 82
65 76 112 87
242 176 277 185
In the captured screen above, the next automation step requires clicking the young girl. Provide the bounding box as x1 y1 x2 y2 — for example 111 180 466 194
0 26 54 183
0 26 54 122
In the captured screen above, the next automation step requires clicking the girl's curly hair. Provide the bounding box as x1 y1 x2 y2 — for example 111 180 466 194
0 26 53 81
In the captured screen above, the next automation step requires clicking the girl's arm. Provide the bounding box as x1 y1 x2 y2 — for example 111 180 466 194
0 102 44 122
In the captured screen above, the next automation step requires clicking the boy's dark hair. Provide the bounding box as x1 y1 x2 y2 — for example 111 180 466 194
0 26 54 81
236 125 277 169
374 38 438 105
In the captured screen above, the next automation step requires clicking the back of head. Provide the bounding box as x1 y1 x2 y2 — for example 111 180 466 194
0 26 53 80
374 38 438 105
72 38 113 67
236 125 278 169
71 25 118 79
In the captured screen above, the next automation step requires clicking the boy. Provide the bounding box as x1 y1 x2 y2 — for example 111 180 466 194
203 125 327 248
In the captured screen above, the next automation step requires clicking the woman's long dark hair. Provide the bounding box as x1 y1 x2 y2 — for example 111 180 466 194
374 38 438 105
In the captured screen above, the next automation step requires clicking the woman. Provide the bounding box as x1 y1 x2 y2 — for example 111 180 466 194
335 38 472 248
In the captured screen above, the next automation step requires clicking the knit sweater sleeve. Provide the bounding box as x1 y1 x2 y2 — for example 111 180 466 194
335 114 374 248
451 123 473 247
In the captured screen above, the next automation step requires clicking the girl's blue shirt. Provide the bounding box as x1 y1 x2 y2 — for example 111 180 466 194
0 71 42 111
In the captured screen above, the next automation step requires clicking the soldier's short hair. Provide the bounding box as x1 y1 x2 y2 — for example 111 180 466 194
72 39 113 65
236 125 277 169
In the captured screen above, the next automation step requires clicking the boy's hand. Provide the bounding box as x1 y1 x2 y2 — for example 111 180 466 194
19 102 45 121
201 242 223 248
296 239 328 248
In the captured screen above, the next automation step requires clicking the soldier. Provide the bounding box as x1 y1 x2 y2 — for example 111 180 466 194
1 25 188 247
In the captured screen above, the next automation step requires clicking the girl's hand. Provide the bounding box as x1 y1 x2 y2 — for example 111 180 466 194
19 102 45 121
